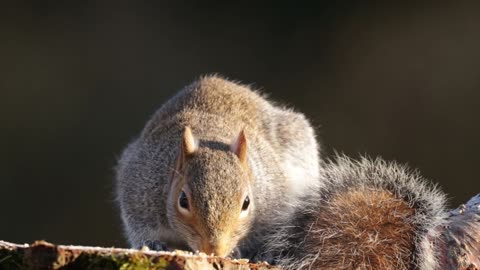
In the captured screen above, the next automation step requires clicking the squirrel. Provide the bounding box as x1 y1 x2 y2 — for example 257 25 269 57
114 75 321 257
115 75 480 269
261 155 470 270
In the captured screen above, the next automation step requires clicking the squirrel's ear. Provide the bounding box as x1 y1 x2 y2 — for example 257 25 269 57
182 126 197 156
231 129 247 164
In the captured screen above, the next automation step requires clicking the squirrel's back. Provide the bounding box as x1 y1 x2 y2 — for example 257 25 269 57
143 75 271 139
139 75 320 200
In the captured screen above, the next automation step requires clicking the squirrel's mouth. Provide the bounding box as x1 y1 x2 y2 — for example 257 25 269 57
189 238 232 257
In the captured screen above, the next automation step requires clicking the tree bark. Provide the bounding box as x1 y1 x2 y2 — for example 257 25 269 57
0 240 276 270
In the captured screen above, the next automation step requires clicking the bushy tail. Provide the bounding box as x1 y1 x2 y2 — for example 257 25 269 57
265 155 448 270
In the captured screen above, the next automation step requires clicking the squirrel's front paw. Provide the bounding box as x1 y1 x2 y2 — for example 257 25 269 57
142 240 168 251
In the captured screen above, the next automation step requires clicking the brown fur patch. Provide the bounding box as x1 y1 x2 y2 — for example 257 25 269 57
305 189 416 270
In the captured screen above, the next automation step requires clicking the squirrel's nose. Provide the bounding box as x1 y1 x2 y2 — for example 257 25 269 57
200 240 229 257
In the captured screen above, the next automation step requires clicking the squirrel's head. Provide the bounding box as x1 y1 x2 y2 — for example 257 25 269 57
167 126 254 257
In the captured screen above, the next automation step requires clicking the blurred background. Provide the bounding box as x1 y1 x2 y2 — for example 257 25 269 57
1 2 479 247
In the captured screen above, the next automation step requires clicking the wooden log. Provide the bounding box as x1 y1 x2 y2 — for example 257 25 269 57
0 240 276 270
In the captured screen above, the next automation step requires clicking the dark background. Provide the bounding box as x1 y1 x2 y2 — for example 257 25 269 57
1 2 479 247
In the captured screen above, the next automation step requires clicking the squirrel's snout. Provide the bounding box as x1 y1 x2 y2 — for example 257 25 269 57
200 240 230 257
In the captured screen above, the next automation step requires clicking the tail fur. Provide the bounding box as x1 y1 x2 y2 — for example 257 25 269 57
265 156 447 270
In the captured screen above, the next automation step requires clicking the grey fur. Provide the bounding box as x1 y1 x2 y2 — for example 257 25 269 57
263 155 448 270
115 75 320 256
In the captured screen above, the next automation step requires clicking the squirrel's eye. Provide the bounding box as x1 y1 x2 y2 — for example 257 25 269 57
242 195 250 211
179 191 189 210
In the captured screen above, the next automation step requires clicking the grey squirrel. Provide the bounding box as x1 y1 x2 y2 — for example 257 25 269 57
115 75 320 257
116 75 480 269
